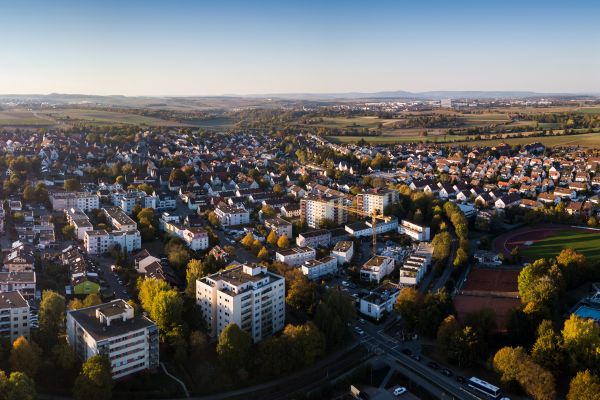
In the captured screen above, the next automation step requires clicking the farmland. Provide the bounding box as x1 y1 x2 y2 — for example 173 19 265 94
42 109 189 126
0 110 55 126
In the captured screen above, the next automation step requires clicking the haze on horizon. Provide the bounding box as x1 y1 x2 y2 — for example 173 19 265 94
1 0 599 97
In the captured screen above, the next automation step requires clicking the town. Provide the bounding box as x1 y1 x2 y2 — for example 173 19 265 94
0 116 599 399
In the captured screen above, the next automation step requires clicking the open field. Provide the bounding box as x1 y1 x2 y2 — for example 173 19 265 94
43 109 188 126
520 230 600 263
0 110 55 126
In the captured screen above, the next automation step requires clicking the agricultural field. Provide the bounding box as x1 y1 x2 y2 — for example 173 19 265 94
0 110 55 126
520 230 600 263
43 109 188 126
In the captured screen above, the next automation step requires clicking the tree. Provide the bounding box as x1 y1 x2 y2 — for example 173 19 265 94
5 371 37 400
266 230 278 246
314 290 356 349
38 290 66 349
494 346 528 384
73 355 113 400
67 298 84 310
137 278 171 312
169 168 187 183
277 234 290 249
61 224 75 239
272 183 283 195
261 205 276 219
186 259 208 296
83 293 102 308
241 232 254 248
561 314 600 372
286 276 316 311
453 248 468 268
9 337 41 378
23 185 37 203
394 287 421 332
207 211 220 227
447 326 480 367
257 246 269 259
567 370 600 400
531 320 564 374
282 322 325 367
151 290 184 332
556 248 589 288
216 323 252 370
437 315 460 356
189 330 209 362
64 178 81 192
51 341 77 370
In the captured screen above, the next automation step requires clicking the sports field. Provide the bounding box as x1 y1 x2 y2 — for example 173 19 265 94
520 230 600 263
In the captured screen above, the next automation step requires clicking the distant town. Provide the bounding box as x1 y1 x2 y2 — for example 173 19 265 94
0 93 599 400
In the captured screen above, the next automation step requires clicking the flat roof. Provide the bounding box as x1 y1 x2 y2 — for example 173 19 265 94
0 291 28 308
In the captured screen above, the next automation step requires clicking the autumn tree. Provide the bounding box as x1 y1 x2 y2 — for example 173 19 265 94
561 314 600 372
73 355 113 400
9 336 41 378
38 290 66 349
567 370 600 400
216 323 252 371
266 230 278 246
3 371 37 400
277 234 290 249
531 320 564 375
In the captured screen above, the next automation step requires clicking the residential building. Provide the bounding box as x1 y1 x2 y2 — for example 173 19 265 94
359 283 400 321
65 208 94 240
161 217 209 251
399 243 433 286
275 246 316 266
398 220 431 241
196 264 285 343
50 191 100 212
66 300 160 379
84 229 141 254
0 291 30 343
103 207 138 231
296 229 331 248
360 256 395 283
264 217 293 239
356 188 399 215
0 272 36 299
332 241 354 265
299 256 337 280
300 195 347 228
215 204 250 226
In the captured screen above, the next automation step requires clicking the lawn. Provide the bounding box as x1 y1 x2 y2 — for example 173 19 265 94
520 230 600 263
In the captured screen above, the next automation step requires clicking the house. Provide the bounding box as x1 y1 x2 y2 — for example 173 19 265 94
275 247 316 266
0 271 36 299
264 217 293 239
280 204 301 218
398 220 430 241
66 300 160 379
495 193 521 209
299 256 338 280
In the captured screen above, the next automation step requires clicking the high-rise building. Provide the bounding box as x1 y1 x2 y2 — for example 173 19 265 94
300 195 347 228
0 291 30 343
196 264 285 342
66 300 159 379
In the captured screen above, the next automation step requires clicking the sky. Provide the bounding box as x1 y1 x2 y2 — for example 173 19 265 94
1 0 599 96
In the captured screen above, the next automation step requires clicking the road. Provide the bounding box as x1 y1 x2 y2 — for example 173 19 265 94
89 252 130 300
357 321 484 400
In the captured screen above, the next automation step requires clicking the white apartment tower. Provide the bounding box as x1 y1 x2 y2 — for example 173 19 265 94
196 264 285 342
356 188 399 215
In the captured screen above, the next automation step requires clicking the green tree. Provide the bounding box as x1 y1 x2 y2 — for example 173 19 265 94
73 355 113 400
137 278 171 312
9 336 41 378
61 224 75 239
67 298 84 310
216 323 252 370
567 370 600 400
282 322 325 367
186 259 208 296
531 320 564 375
38 290 66 349
286 275 316 311
64 178 81 192
561 314 600 372
151 290 184 332
394 287 421 332
83 293 102 308
5 371 37 400
51 341 77 370
207 211 220 227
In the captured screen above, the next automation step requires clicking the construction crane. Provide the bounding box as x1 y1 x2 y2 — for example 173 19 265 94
329 203 391 257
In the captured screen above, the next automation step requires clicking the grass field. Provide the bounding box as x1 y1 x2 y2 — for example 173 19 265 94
0 110 55 126
520 230 600 262
44 109 188 126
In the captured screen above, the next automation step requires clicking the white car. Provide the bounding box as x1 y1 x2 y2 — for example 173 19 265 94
393 387 407 396
354 327 364 335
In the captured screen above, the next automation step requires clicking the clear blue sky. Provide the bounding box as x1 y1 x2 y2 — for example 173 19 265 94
1 0 599 96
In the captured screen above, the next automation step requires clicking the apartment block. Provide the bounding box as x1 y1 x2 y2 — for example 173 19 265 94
299 256 338 280
215 204 250 226
103 207 138 231
275 246 316 266
332 241 354 265
196 264 285 343
300 195 347 228
0 291 30 343
360 256 395 283
66 300 159 379
160 216 209 251
65 208 94 240
296 229 331 248
0 272 36 299
264 217 293 239
50 191 100 212
398 219 431 241
84 229 141 255
399 243 433 286
359 283 400 321
356 188 399 215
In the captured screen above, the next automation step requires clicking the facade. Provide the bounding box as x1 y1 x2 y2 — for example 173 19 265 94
359 283 400 321
296 229 331 248
360 256 395 283
399 243 433 286
275 246 316 266
50 191 100 212
215 204 250 226
84 229 142 254
66 300 160 379
356 189 399 215
299 256 337 280
0 272 36 299
0 291 30 343
161 218 209 251
300 195 347 228
196 264 285 342
398 219 431 241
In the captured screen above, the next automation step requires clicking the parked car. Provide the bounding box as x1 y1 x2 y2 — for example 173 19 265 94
427 361 439 370
440 368 452 377
393 387 407 396
456 376 466 384
354 327 365 336
411 354 421 361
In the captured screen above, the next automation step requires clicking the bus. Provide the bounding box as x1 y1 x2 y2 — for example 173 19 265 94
467 377 500 398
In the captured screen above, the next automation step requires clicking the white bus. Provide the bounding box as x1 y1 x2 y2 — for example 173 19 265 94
467 377 500 398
